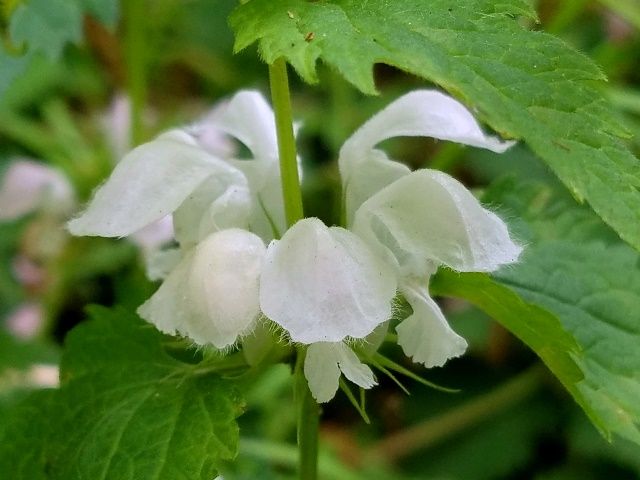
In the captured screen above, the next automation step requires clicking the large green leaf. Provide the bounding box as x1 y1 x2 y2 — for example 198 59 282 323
486 177 640 446
230 0 640 251
0 307 243 479
0 390 57 479
430 271 590 427
495 240 640 445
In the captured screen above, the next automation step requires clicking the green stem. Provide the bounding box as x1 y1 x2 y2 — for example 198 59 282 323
124 0 147 145
240 438 365 480
295 349 320 480
366 364 545 464
268 58 304 227
269 57 315 478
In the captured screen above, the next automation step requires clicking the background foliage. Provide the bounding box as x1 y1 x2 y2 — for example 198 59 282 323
0 0 639 478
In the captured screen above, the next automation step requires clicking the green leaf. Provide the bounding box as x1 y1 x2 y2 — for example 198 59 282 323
54 307 243 480
10 0 83 59
0 307 244 479
486 177 640 446
1 0 118 97
230 0 640 251
0 389 57 479
496 241 640 446
430 271 588 422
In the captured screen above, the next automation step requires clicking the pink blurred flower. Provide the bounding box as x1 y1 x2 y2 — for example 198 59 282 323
6 303 44 339
0 159 75 220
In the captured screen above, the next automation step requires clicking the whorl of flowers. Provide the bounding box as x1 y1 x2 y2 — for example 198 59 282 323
68 90 521 402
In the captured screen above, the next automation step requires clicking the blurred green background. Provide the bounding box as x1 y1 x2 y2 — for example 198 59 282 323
0 1 639 478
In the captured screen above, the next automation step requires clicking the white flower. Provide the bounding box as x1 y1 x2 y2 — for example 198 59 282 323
68 88 522 404
261 90 521 401
67 129 250 242
69 90 283 348
69 90 289 246
138 228 266 348
260 218 397 344
187 90 295 241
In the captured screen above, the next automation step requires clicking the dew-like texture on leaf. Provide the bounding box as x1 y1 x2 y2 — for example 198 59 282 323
230 0 640 250
0 307 243 480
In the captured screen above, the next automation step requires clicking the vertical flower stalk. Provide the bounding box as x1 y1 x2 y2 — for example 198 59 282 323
268 58 304 227
268 58 317 479
124 0 147 145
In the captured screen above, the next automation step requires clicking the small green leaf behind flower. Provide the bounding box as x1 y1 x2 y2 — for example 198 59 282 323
0 0 119 96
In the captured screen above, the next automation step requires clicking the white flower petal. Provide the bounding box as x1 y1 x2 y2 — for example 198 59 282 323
230 160 287 241
341 90 514 163
333 342 377 389
304 342 376 403
139 229 266 348
339 90 515 221
189 90 291 241
304 343 342 403
173 174 251 247
190 105 236 159
6 302 44 339
341 150 410 227
353 169 522 274
205 90 278 162
0 160 74 220
396 282 467 368
138 250 197 338
130 215 174 252
260 218 397 343
68 130 246 237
